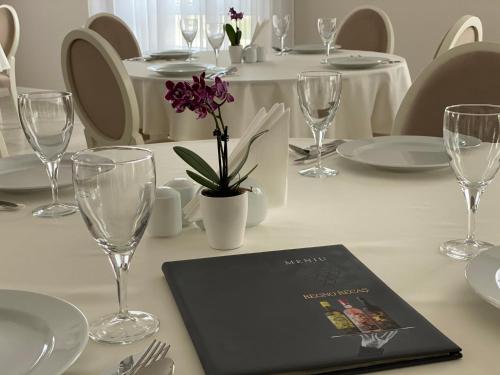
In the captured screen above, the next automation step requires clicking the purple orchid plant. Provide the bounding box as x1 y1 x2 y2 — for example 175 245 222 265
226 7 244 46
165 73 266 197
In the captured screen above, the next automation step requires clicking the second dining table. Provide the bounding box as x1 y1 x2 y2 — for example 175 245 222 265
125 49 412 141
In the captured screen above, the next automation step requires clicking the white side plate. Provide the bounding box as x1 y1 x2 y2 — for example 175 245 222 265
337 136 449 171
327 55 389 69
0 289 88 375
148 63 209 77
466 247 500 309
0 153 73 192
149 50 192 60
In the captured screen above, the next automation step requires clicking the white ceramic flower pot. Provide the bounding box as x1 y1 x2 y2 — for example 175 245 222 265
200 190 248 250
228 45 243 64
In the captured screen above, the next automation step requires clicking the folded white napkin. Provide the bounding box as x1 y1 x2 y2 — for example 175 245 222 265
252 19 271 48
184 104 290 221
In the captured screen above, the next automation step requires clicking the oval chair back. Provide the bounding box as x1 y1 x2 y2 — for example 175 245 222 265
434 15 482 59
336 6 394 54
393 42 500 137
86 12 141 59
61 28 142 147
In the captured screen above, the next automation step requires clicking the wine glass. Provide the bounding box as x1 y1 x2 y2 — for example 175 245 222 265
180 16 198 62
72 146 158 344
297 71 342 178
318 17 336 63
441 104 500 260
273 14 290 55
206 22 225 67
18 91 78 218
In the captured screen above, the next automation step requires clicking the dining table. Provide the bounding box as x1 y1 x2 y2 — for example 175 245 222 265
125 49 412 141
2 139 500 374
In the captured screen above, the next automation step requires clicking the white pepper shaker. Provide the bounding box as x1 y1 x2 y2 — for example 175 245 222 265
147 186 182 237
164 178 196 227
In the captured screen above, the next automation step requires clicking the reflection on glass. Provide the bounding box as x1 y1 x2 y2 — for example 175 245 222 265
441 104 500 260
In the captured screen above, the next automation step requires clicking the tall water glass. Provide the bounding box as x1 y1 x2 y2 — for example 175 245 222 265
297 71 342 178
180 16 198 61
318 18 336 63
72 147 158 344
206 23 225 67
273 14 290 55
441 104 500 260
18 91 78 218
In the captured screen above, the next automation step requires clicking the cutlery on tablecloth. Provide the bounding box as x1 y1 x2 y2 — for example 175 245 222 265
206 66 238 80
293 140 345 164
0 200 23 211
112 339 173 375
289 139 345 156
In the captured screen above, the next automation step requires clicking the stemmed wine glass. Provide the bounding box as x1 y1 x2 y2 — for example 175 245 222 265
297 71 342 178
318 17 337 63
441 104 500 260
72 147 158 344
206 22 225 67
18 91 78 218
272 14 290 55
180 16 198 62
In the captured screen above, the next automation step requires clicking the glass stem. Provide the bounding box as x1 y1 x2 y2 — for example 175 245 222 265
109 252 132 318
45 159 60 204
462 186 483 242
313 129 325 171
326 41 331 58
280 36 285 55
188 41 192 61
215 48 219 67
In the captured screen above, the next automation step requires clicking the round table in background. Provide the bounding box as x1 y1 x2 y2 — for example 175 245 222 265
125 50 412 141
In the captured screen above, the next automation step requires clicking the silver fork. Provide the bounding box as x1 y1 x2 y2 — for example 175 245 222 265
128 340 171 375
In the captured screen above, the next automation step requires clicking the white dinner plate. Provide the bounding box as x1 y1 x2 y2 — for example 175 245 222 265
0 289 88 375
291 44 341 54
327 55 389 69
465 247 500 309
0 153 73 192
148 63 209 77
149 50 192 60
337 136 449 171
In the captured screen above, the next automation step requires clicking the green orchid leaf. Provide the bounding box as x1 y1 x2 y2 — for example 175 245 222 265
229 164 258 190
174 146 220 184
186 170 220 191
235 30 242 45
228 130 268 182
225 24 237 45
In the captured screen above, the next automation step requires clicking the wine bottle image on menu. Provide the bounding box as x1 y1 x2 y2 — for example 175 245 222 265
320 301 360 334
338 298 381 333
356 296 400 330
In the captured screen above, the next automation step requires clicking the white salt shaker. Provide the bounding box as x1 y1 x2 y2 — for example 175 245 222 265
243 46 258 63
164 178 196 226
256 46 267 62
147 186 182 237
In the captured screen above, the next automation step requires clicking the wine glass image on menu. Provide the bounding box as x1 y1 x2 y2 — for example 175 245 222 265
18 91 78 218
72 147 158 344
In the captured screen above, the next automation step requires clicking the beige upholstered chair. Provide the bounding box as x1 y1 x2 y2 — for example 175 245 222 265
392 42 500 137
335 6 394 54
86 13 141 59
61 28 143 147
434 15 482 59
0 4 19 114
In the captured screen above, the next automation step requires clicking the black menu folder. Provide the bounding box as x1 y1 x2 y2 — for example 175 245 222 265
162 245 461 375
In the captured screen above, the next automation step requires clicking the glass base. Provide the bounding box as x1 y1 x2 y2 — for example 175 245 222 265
299 166 338 178
89 310 160 345
32 202 78 218
440 239 494 261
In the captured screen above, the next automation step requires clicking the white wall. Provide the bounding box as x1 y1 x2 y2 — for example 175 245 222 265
294 0 500 78
5 0 88 90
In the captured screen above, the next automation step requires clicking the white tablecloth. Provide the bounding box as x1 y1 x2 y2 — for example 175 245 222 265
2 140 500 374
126 50 412 141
